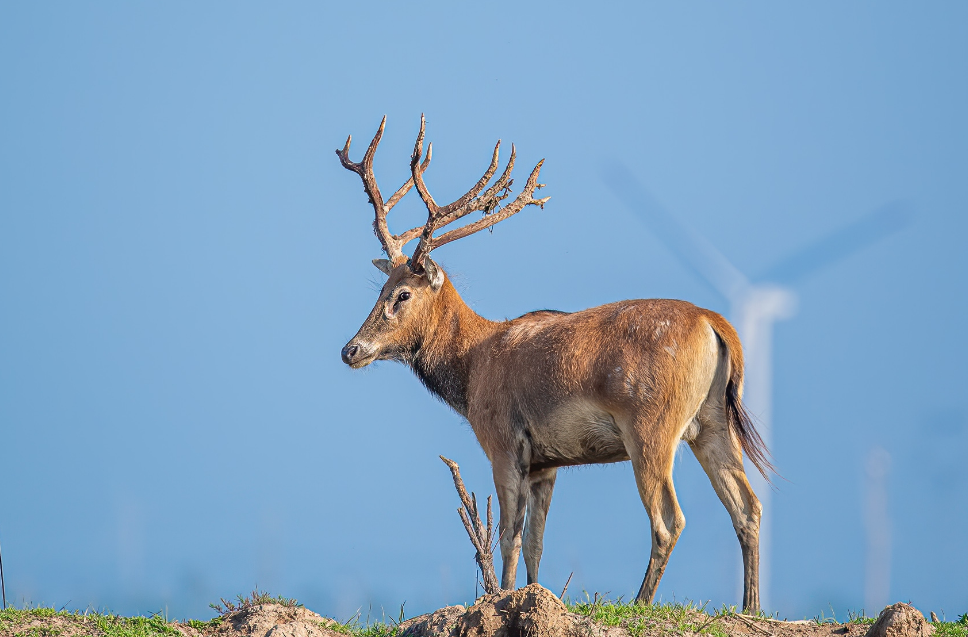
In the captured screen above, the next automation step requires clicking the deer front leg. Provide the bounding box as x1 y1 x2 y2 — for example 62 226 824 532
492 458 529 590
523 467 557 585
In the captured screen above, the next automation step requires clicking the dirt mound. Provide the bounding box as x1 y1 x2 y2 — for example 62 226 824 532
180 603 345 637
398 604 467 636
456 584 581 637
866 603 934 637
399 583 602 637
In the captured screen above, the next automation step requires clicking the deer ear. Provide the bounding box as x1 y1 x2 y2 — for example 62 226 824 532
372 259 393 275
423 256 444 291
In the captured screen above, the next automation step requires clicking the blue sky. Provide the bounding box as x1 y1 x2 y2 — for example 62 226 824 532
1 1 965 623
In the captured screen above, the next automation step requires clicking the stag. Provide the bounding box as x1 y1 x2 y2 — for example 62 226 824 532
337 116 772 613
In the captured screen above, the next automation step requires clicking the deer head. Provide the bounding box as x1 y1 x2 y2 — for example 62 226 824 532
338 115 549 368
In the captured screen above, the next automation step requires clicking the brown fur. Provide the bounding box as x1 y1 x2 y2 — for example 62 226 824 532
342 265 769 612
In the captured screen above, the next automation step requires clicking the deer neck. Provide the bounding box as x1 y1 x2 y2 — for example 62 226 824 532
407 278 495 416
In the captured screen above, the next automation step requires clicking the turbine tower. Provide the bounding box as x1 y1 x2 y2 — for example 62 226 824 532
607 168 908 610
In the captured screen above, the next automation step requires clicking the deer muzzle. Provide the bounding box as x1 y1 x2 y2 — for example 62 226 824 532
341 340 377 368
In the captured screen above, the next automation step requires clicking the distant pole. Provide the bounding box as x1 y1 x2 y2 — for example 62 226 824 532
1 532 6 609
864 446 892 614
738 313 773 612
733 285 797 613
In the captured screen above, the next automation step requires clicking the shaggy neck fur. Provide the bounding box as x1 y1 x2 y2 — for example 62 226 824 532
406 278 495 416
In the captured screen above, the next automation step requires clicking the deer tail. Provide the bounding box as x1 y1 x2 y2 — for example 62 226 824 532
708 314 776 483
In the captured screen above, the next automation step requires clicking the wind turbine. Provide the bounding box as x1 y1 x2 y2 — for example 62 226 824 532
864 445 892 613
606 167 909 611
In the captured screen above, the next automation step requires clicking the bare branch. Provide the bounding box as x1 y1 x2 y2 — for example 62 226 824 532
559 572 574 600
486 494 494 552
440 455 502 595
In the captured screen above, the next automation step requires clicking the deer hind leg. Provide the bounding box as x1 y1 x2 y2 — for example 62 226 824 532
523 467 557 585
690 403 763 613
628 435 686 603
493 460 530 590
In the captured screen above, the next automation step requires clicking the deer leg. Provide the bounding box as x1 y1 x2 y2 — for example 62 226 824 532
493 460 529 590
523 467 557 585
629 450 685 604
689 425 762 613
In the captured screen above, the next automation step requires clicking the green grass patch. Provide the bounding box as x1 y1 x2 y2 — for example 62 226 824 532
88 613 184 637
331 602 409 637
934 613 968 637
566 595 732 637
0 606 184 637
344 624 397 637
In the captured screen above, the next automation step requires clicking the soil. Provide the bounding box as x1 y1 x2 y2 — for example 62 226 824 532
397 584 888 637
0 604 346 637
0 587 936 637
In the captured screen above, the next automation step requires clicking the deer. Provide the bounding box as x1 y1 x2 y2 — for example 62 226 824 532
337 115 773 613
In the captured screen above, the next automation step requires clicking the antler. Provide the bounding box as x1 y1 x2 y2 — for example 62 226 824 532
337 115 550 271
407 114 550 271
336 116 415 266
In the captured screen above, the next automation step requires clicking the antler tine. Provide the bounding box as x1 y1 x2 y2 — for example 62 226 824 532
336 116 385 179
409 131 548 269
429 159 550 252
336 116 414 265
409 115 510 265
385 176 415 210
438 141 502 217
410 114 438 215
398 144 516 246
440 144 517 227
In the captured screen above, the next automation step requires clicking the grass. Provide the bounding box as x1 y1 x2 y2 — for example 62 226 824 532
209 589 301 615
0 604 387 637
340 625 397 637
0 606 183 637
1 594 965 637
566 594 734 637
331 602 409 637
935 613 968 637
567 594 968 637
0 594 402 637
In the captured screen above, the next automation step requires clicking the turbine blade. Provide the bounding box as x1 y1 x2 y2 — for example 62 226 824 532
604 164 749 301
758 201 913 285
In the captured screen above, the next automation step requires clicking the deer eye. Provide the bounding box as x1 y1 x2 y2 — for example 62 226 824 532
397 291 411 303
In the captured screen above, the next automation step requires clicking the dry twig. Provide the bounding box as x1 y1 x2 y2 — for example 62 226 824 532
735 614 775 636
440 455 502 595
559 572 574 600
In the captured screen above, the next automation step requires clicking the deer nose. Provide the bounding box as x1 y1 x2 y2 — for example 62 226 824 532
341 343 360 365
